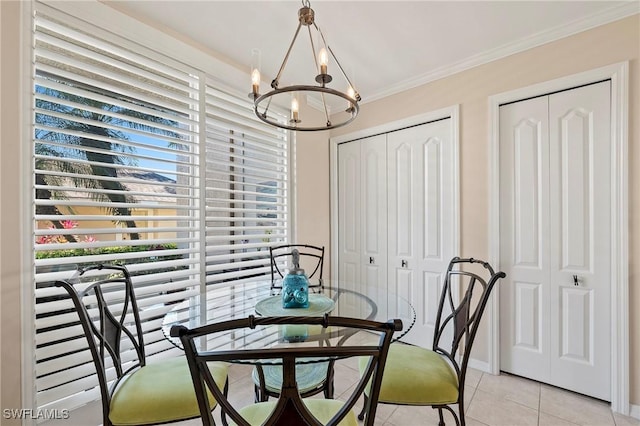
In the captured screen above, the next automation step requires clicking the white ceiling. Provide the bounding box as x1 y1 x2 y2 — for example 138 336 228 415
104 1 637 107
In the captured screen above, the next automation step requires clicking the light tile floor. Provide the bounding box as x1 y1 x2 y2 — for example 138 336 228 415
186 361 639 426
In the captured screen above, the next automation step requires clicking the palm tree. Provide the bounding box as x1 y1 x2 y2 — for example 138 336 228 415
35 71 182 241
34 143 84 243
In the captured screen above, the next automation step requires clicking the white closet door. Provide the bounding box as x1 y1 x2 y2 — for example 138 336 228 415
337 135 388 315
548 82 611 400
337 140 361 287
387 119 454 347
499 81 611 400
360 135 388 320
499 96 551 381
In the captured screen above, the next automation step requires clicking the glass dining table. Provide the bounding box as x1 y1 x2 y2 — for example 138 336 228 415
162 278 416 364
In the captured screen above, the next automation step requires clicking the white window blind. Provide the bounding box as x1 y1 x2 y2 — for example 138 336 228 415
32 6 289 413
204 81 289 285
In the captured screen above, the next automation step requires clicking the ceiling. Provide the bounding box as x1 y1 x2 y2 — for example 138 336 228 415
104 1 637 109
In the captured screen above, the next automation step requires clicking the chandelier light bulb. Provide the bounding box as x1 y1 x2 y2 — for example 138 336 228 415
291 97 300 122
249 48 261 98
347 86 355 99
251 68 261 96
318 48 328 75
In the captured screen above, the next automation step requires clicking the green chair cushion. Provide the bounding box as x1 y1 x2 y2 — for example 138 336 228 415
235 399 358 426
360 343 459 405
252 361 330 394
109 357 228 425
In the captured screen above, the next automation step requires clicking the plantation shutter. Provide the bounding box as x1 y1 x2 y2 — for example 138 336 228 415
204 81 289 286
32 5 289 413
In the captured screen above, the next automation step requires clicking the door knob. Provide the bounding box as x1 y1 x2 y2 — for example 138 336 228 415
401 259 408 268
369 256 375 264
573 275 579 286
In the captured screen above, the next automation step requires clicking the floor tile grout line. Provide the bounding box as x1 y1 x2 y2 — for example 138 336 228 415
537 379 541 426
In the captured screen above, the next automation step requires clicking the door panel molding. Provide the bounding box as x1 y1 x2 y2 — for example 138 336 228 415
331 106 460 349
488 62 629 414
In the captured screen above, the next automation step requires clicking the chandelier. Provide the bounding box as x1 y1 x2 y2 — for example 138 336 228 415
249 0 361 132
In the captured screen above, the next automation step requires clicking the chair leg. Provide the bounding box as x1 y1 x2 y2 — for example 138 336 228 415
323 378 334 399
437 408 445 426
434 405 461 426
357 394 369 421
254 384 266 403
221 378 230 426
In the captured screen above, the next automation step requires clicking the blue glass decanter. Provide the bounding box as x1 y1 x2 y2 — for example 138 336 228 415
282 249 309 309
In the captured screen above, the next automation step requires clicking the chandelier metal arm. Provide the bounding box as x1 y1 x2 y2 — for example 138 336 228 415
258 96 274 120
326 44 361 102
320 91 331 126
307 25 321 83
306 24 331 125
273 21 303 89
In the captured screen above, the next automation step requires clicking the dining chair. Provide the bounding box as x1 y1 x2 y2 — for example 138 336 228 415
258 243 330 405
172 314 402 426
259 244 331 404
358 257 506 426
54 264 229 426
269 244 325 289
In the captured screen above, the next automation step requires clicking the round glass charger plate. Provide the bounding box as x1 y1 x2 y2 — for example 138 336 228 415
255 294 336 317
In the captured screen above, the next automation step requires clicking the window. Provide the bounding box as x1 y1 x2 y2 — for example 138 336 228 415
32 6 288 412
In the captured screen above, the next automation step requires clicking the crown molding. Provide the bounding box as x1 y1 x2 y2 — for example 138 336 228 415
305 94 330 114
363 2 639 105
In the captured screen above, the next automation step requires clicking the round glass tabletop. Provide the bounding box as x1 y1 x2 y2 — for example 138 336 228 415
162 279 416 364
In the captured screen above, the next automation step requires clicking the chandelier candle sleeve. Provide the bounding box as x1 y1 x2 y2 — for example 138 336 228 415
251 69 260 96
250 48 261 97
319 48 328 76
291 97 300 122
347 86 356 111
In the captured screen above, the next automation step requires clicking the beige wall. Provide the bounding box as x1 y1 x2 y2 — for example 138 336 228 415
322 14 639 407
1 1 25 423
294 101 333 279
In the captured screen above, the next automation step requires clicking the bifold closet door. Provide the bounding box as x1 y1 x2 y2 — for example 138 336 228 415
337 134 388 319
387 119 454 347
337 118 455 348
499 81 611 400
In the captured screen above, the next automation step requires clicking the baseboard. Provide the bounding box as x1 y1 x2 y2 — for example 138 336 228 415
630 404 640 420
468 357 492 374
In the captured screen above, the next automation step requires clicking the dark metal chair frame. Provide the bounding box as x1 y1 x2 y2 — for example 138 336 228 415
252 286 379 404
359 257 506 426
253 356 335 403
54 264 228 426
269 244 325 289
172 314 402 426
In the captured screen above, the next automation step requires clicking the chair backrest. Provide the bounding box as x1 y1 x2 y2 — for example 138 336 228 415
54 264 145 423
432 257 505 388
270 244 325 284
172 314 401 426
